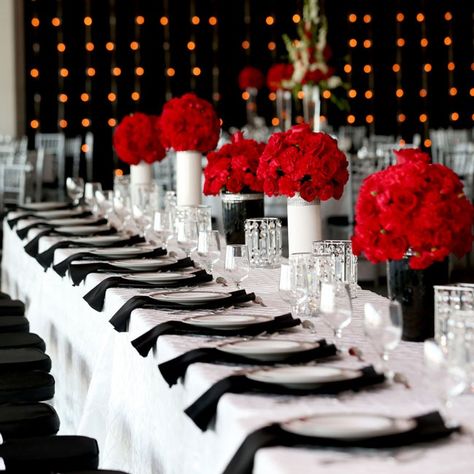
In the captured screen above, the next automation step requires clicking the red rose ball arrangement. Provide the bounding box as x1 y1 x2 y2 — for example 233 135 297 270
203 132 265 196
113 112 166 166
238 66 265 90
256 123 349 202
160 93 221 154
352 148 474 270
266 63 294 91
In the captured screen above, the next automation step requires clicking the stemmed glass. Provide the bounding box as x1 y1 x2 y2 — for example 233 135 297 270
319 281 352 344
196 230 221 273
424 339 467 427
176 220 199 257
95 190 114 218
84 182 102 214
224 244 250 289
152 210 174 248
66 177 84 206
364 300 402 375
279 262 309 317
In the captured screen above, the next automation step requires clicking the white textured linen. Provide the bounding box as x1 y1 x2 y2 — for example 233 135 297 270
2 221 474 474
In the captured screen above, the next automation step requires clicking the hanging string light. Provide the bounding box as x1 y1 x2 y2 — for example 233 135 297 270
131 4 143 104
394 8 405 132
189 0 199 90
82 0 93 130
210 1 220 106
162 0 172 100
108 0 117 128
417 9 430 147
55 0 66 130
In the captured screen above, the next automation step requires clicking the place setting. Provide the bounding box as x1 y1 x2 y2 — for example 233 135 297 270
109 288 258 332
222 411 459 474
83 268 214 312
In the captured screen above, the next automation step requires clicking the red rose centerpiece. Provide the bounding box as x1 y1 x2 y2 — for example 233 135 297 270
113 112 166 185
352 148 474 341
267 63 295 131
238 66 265 127
257 123 349 253
160 93 220 206
204 132 266 243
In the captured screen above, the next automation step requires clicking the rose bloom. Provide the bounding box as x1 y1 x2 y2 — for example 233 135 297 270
238 66 265 90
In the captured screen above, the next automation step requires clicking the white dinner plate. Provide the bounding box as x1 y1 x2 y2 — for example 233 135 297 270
150 290 231 305
282 413 416 440
91 247 152 257
56 225 110 235
35 209 84 219
20 201 69 211
247 366 362 388
217 339 319 361
48 217 99 226
73 236 123 246
109 258 177 270
122 272 192 283
184 314 271 330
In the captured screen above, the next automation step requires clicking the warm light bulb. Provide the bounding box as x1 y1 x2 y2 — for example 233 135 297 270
160 17 169 26
135 67 144 76
266 16 274 26
292 14 301 23
268 41 276 51
84 17 92 26
59 119 67 128
192 67 201 76
135 16 145 25
347 114 356 124
209 16 217 26
167 67 175 77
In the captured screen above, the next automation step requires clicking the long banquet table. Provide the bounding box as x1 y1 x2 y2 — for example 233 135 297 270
2 218 474 474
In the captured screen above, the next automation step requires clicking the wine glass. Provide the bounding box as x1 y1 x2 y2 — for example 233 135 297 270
66 177 84 206
152 210 174 248
176 220 199 257
424 339 467 427
95 190 114 218
364 300 402 375
84 182 102 214
319 281 352 343
279 262 309 317
224 244 250 289
196 230 221 273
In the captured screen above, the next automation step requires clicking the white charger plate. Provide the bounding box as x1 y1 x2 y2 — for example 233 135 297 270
151 290 231 305
217 340 319 361
184 314 271 330
73 236 123 246
247 366 362 388
21 201 69 211
57 225 110 235
122 272 191 283
49 217 99 226
110 258 177 270
282 413 416 440
91 247 152 257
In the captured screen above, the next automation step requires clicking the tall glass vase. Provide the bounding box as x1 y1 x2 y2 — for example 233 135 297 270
276 89 292 131
245 87 258 127
302 83 321 132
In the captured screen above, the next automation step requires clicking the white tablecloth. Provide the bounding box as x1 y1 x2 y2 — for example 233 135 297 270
2 220 474 474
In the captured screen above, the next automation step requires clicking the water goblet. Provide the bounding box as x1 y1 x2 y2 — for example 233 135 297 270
153 210 174 248
424 339 467 427
319 281 352 345
84 182 102 214
197 230 221 273
279 262 309 318
66 177 84 206
224 244 250 289
364 300 402 375
176 220 199 257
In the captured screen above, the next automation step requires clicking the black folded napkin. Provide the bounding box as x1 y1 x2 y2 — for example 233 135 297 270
24 224 115 257
185 366 384 431
159 338 336 387
7 203 79 228
133 313 300 358
61 251 185 283
223 411 458 474
83 269 213 311
16 213 100 239
109 289 256 332
35 235 145 270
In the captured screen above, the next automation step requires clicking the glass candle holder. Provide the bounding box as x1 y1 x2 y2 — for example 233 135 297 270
312 239 358 297
244 217 282 268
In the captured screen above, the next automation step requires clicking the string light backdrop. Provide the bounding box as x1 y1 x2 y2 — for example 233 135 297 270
24 0 473 180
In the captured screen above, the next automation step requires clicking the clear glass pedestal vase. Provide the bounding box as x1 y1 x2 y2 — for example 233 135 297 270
302 83 321 132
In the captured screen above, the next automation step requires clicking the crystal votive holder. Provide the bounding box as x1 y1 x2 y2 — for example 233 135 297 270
434 284 474 348
312 239 358 297
244 217 282 268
